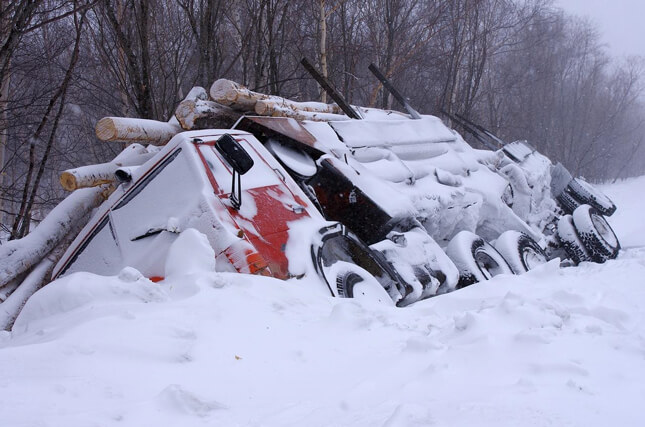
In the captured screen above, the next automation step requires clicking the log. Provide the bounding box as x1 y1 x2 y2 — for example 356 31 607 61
185 86 209 102
0 204 93 331
174 99 241 130
210 79 269 111
96 117 182 145
60 164 116 191
0 184 114 289
210 78 343 116
0 258 54 330
59 143 156 191
253 104 350 122
254 99 342 116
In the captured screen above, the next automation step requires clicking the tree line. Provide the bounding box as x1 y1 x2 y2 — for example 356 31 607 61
1 0 644 239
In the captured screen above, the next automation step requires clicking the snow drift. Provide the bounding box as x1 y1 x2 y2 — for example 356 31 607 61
0 176 644 427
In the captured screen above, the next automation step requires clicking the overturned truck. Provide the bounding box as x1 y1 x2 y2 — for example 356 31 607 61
0 63 620 325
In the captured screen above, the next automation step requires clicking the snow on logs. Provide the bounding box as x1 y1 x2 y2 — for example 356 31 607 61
0 185 114 290
175 99 241 130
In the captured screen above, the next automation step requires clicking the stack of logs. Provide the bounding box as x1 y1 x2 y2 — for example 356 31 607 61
95 79 348 148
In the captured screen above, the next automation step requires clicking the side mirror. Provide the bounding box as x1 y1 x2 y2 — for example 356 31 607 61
215 134 254 175
215 134 254 210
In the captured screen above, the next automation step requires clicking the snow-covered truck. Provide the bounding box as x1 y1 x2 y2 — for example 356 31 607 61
0 68 621 323
51 129 400 303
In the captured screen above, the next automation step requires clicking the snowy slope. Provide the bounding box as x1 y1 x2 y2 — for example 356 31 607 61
1 179 645 427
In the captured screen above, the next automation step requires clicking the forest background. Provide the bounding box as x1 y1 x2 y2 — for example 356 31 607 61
1 0 644 240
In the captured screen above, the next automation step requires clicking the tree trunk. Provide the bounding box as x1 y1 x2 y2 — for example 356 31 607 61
320 0 328 103
11 9 86 239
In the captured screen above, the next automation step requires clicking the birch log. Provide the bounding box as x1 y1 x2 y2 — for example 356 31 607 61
0 185 114 289
96 117 182 145
254 99 342 115
184 86 209 102
0 206 93 331
0 258 54 330
210 79 343 115
60 143 156 191
252 104 349 122
210 79 269 111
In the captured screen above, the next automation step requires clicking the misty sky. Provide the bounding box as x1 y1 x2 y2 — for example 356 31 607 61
557 0 645 58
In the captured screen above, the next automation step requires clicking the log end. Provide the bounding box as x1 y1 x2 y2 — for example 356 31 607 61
210 79 239 105
59 171 79 191
95 117 118 141
175 100 197 130
254 100 272 116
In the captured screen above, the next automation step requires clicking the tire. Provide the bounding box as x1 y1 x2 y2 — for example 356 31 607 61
566 178 616 216
556 214 591 264
494 231 548 274
555 189 580 215
445 231 514 289
572 204 620 262
335 263 393 305
311 223 404 303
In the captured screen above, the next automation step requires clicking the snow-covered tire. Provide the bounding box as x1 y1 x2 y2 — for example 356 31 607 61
555 190 580 215
572 204 620 262
493 231 548 274
334 263 393 305
446 231 514 289
557 214 591 265
311 223 403 303
567 178 616 216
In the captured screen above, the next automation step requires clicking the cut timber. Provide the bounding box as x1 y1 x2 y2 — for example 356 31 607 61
174 99 241 130
59 143 156 191
0 209 90 330
185 86 209 102
210 78 343 116
0 185 114 289
210 79 269 111
253 104 349 122
60 165 114 191
254 99 342 116
0 258 54 330
96 117 182 145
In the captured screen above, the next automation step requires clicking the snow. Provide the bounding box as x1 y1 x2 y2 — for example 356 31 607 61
329 116 457 148
1 178 645 426
600 176 645 249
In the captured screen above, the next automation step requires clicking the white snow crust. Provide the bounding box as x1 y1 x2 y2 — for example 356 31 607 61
1 178 645 426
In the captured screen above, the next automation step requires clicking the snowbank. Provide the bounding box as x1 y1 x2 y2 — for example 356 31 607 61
0 179 644 427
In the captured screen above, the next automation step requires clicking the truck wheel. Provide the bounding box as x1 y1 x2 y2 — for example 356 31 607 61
446 231 513 289
335 263 393 304
567 178 616 216
311 223 404 303
555 190 580 215
494 231 548 274
557 214 591 264
572 205 620 262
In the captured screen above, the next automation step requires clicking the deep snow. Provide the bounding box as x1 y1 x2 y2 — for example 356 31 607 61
1 177 644 427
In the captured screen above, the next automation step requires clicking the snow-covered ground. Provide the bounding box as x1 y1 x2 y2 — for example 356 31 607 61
1 177 644 427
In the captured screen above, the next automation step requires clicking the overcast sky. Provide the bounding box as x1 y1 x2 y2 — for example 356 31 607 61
557 0 645 58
